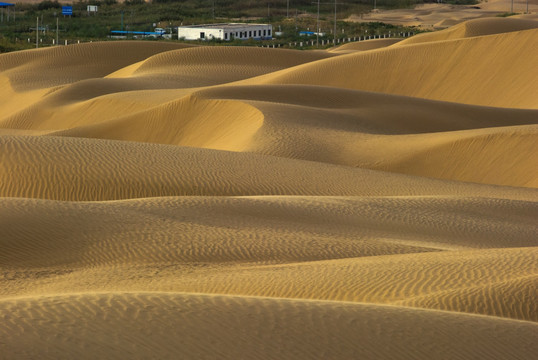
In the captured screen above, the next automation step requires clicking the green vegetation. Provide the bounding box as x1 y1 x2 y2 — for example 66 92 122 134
0 0 433 53
496 12 518 17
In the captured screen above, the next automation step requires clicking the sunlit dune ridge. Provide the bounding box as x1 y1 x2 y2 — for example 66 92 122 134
1 16 537 359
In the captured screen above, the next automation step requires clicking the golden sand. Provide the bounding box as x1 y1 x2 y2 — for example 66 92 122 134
349 0 538 29
1 16 537 359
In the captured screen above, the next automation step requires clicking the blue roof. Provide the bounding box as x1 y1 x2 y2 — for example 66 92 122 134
0 2 15 6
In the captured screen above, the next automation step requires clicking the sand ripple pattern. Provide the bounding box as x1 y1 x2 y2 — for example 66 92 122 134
1 17 537 359
1 292 537 360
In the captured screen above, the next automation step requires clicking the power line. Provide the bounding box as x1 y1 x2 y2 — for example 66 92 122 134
313 1 345 45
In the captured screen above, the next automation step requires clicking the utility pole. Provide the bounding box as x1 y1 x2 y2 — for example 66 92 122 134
313 1 343 46
334 0 336 42
56 17 59 46
287 0 289 18
36 17 38 48
511 0 513 13
316 0 320 47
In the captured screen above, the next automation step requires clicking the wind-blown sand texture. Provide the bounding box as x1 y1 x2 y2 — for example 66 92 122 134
1 16 538 360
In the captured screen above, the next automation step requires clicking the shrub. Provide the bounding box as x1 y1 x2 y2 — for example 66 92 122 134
38 0 61 10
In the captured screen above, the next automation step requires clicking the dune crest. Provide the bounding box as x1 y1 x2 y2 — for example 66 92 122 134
398 17 538 44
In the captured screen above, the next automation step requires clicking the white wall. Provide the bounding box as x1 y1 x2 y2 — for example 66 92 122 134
178 24 272 41
178 27 223 40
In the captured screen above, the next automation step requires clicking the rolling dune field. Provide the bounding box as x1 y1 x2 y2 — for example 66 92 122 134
1 15 537 359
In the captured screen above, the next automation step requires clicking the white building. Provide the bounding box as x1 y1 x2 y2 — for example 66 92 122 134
178 23 272 41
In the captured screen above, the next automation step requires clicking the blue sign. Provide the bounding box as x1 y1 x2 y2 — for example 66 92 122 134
62 6 73 16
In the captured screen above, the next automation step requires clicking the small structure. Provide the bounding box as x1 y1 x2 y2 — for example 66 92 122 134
299 31 325 37
110 30 166 39
87 5 98 15
178 23 272 41
0 2 14 22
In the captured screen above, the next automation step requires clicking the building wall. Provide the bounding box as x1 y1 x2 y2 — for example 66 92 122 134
178 27 223 41
178 24 272 41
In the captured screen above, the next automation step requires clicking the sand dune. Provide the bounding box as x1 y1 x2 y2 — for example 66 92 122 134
0 41 192 91
398 16 538 44
329 38 403 53
349 0 538 28
2 135 538 200
244 28 538 108
1 17 537 358
2 293 537 360
197 85 538 186
2 196 536 267
1 196 536 321
4 84 537 186
108 46 336 88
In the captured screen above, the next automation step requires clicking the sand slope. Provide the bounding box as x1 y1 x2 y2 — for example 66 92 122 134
2 196 536 321
3 135 538 200
329 38 403 53
1 17 537 359
0 41 192 91
398 16 538 44
2 293 537 360
348 0 538 29
244 28 538 108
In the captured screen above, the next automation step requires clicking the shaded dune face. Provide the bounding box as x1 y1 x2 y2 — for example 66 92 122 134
1 16 538 359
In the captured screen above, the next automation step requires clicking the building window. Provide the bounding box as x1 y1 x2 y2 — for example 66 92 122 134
268 29 271 36
263 30 266 36
225 32 228 40
200 32 205 39
248 31 252 37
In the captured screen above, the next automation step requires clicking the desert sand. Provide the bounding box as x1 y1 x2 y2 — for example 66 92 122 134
1 14 537 360
350 0 538 29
